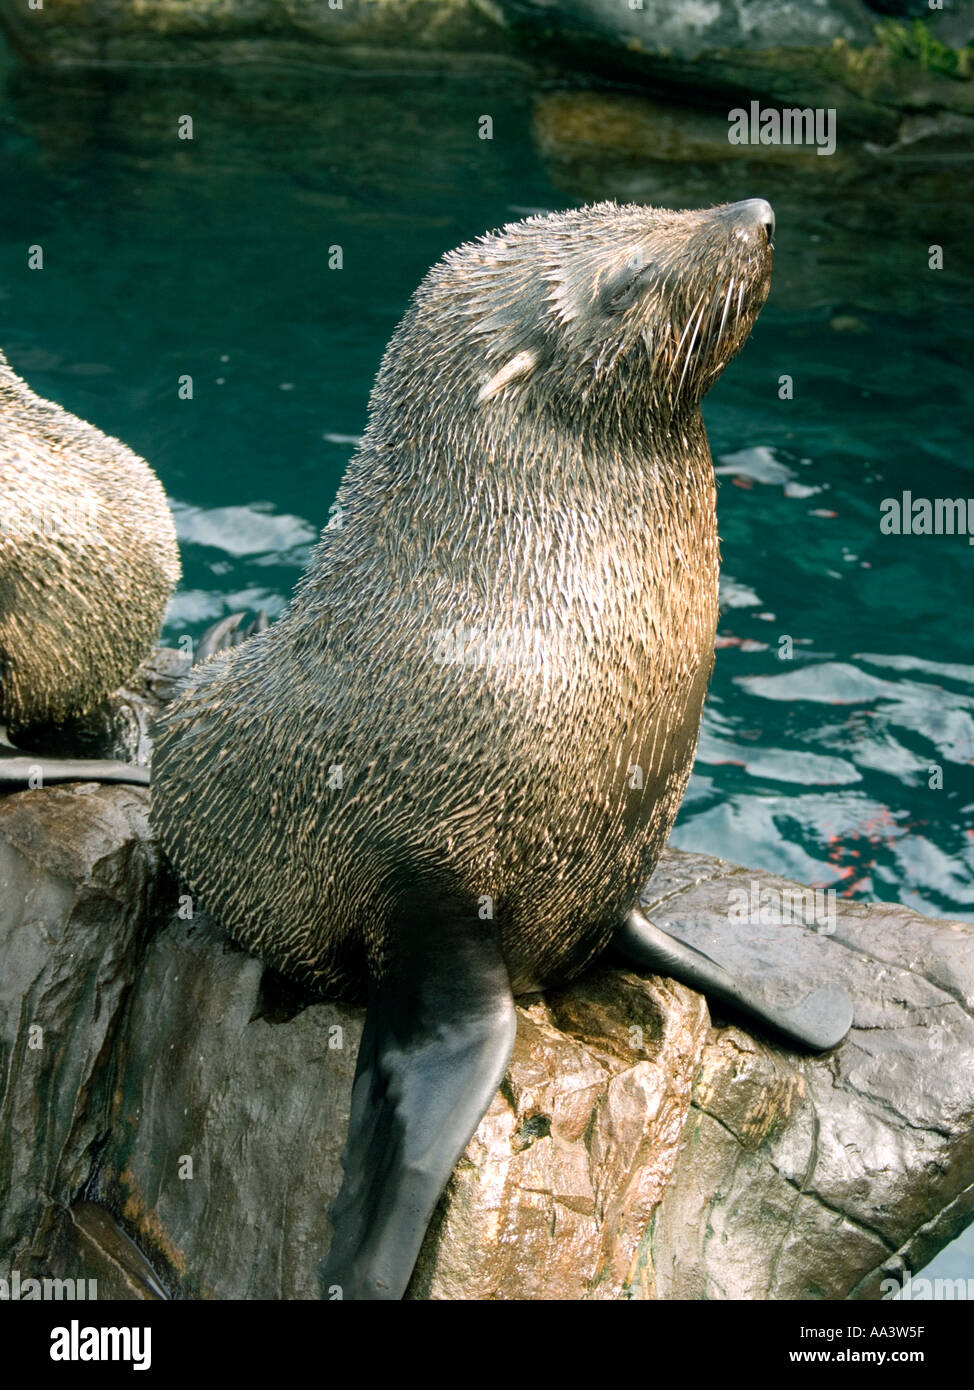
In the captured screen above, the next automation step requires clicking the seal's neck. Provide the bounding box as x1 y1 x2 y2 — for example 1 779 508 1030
414 399 713 507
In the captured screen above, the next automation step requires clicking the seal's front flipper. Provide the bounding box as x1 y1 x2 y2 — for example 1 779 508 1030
194 609 269 665
615 906 852 1052
0 747 149 788
318 915 516 1301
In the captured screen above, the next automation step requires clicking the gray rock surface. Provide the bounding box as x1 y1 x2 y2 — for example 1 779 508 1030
642 853 974 1298
2 748 973 1298
90 911 361 1299
1 0 972 137
12 647 191 768
0 782 163 1277
497 0 876 56
0 0 521 69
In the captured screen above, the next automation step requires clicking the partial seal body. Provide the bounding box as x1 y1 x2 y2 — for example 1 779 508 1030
154 199 771 998
152 426 716 999
152 199 774 1297
0 352 180 774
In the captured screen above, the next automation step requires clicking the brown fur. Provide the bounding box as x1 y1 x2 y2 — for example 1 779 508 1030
0 352 181 730
151 201 771 998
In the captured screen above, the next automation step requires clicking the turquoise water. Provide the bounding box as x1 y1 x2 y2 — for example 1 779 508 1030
1 45 972 1284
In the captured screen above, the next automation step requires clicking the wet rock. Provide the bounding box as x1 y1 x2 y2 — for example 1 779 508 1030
531 89 856 178
2 752 974 1298
642 859 974 1299
0 0 521 70
499 2 974 138
0 782 162 1277
2 0 972 138
0 647 183 1284
410 971 710 1299
78 902 709 1299
66 857 974 1298
12 647 191 767
88 911 361 1300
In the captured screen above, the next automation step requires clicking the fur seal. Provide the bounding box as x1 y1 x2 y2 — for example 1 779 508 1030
151 199 852 1300
0 350 180 786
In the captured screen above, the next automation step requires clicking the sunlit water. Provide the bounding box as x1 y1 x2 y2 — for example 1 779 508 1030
1 41 971 1286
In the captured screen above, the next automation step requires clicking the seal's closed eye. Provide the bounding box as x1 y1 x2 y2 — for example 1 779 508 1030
602 256 656 314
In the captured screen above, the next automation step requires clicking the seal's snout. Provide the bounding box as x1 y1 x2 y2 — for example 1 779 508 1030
724 197 775 243
751 199 775 243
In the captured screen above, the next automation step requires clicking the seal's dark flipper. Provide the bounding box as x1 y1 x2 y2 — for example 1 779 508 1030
195 609 269 665
0 749 150 788
70 1201 169 1300
318 916 516 1301
615 906 853 1052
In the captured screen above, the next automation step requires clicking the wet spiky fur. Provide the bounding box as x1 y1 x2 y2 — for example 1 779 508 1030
152 200 772 999
0 351 181 730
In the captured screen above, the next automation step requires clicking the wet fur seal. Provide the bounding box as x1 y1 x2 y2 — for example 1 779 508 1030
151 198 851 1300
0 350 180 785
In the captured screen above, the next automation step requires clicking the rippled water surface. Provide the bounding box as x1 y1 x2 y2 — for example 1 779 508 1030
1 39 972 1282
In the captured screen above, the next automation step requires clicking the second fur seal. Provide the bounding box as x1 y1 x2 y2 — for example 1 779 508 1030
151 199 852 1300
0 350 180 786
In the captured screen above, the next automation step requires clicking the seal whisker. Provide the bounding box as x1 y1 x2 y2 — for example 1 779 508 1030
717 278 736 352
736 278 747 333
669 292 707 384
675 304 706 403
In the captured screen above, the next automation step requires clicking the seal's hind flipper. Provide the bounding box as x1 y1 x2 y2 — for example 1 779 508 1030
615 906 852 1052
0 749 149 788
194 610 269 665
318 915 516 1301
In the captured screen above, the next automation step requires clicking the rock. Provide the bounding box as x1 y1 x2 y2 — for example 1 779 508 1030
0 0 522 71
87 911 361 1300
0 782 163 1279
529 89 859 200
640 857 974 1298
86 909 709 1299
497 0 871 60
410 971 710 1299
2 0 972 137
499 1 974 139
0 648 182 1286
12 647 191 768
2 750 974 1298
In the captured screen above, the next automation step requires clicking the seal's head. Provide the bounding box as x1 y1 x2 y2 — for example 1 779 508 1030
370 198 773 449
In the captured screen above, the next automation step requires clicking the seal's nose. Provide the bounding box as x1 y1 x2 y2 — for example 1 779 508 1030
727 197 775 243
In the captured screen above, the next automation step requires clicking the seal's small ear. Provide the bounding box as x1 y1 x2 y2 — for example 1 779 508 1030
477 349 536 404
601 257 657 315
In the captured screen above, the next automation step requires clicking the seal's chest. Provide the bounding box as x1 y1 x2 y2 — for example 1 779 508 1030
520 507 718 687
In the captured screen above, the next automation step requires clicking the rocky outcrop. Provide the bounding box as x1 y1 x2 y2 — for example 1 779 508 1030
496 1 974 138
640 852 974 1298
0 783 165 1279
1 0 972 139
86 913 712 1300
0 0 522 70
11 647 191 769
2 753 973 1298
